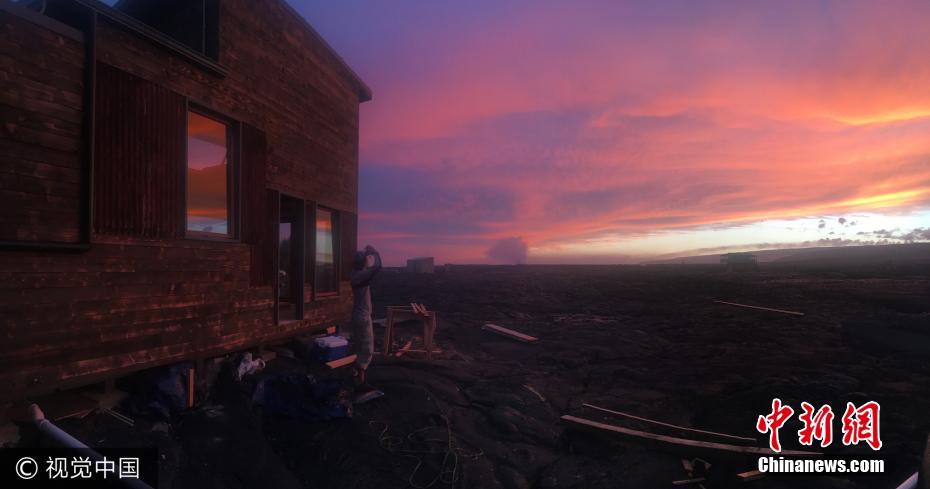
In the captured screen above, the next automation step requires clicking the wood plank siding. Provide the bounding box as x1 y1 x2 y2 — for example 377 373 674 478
0 0 368 401
0 9 84 243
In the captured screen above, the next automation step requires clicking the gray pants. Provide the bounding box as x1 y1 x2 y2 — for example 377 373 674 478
351 313 374 370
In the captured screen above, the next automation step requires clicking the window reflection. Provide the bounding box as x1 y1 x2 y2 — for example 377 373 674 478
187 111 228 235
279 222 292 299
315 208 337 294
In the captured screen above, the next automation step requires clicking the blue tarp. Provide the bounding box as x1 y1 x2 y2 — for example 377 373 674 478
252 373 352 420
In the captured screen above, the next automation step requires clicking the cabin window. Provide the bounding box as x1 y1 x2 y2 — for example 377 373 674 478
279 195 305 321
186 109 234 237
97 0 220 60
315 208 339 295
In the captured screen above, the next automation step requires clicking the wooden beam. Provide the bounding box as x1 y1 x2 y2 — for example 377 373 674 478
894 472 918 489
922 432 930 489
394 340 413 357
736 470 764 482
582 403 757 443
482 323 539 343
561 415 819 456
187 368 195 409
713 300 805 316
672 478 706 485
523 384 546 402
326 354 358 370
99 407 134 427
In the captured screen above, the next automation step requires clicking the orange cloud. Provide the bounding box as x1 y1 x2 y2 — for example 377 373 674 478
304 0 930 263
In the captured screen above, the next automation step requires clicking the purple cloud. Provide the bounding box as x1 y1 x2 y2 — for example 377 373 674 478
486 237 528 264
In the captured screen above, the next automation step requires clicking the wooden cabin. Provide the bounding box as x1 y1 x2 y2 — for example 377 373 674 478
0 0 371 401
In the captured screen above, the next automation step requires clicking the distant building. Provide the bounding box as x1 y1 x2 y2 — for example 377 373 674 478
406 257 435 273
720 252 759 271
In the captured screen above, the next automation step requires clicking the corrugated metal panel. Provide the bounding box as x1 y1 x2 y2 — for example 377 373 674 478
340 210 357 281
93 62 185 238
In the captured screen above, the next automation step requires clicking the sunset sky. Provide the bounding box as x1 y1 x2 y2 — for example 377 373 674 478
295 0 930 264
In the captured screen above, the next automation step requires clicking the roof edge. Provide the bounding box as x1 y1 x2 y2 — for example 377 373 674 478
280 1 372 103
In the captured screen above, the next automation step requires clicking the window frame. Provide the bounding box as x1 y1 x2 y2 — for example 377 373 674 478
277 193 306 323
78 0 226 76
183 103 240 242
313 205 340 299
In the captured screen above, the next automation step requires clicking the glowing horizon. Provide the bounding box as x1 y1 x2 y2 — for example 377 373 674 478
296 1 930 265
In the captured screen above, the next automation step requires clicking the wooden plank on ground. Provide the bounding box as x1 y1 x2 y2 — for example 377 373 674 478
99 407 134 427
326 354 357 370
523 384 546 402
561 415 819 456
713 300 804 316
736 470 764 482
894 472 918 489
482 323 539 343
396 348 442 355
583 403 757 443
394 340 413 357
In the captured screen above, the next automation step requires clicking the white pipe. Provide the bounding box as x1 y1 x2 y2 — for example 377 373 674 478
31 404 154 489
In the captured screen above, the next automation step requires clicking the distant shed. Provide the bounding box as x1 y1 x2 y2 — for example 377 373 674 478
406 257 435 273
720 252 759 271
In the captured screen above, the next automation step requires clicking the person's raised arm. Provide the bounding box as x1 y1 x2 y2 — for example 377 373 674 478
365 245 382 271
350 245 382 288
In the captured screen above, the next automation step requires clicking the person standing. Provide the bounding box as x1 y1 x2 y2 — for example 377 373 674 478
350 244 381 391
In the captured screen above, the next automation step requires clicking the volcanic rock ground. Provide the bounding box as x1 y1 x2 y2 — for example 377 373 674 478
35 263 930 488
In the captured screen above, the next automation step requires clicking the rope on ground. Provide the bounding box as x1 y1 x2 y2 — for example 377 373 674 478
368 387 483 489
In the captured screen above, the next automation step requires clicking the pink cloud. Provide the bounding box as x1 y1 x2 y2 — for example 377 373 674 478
300 1 930 263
